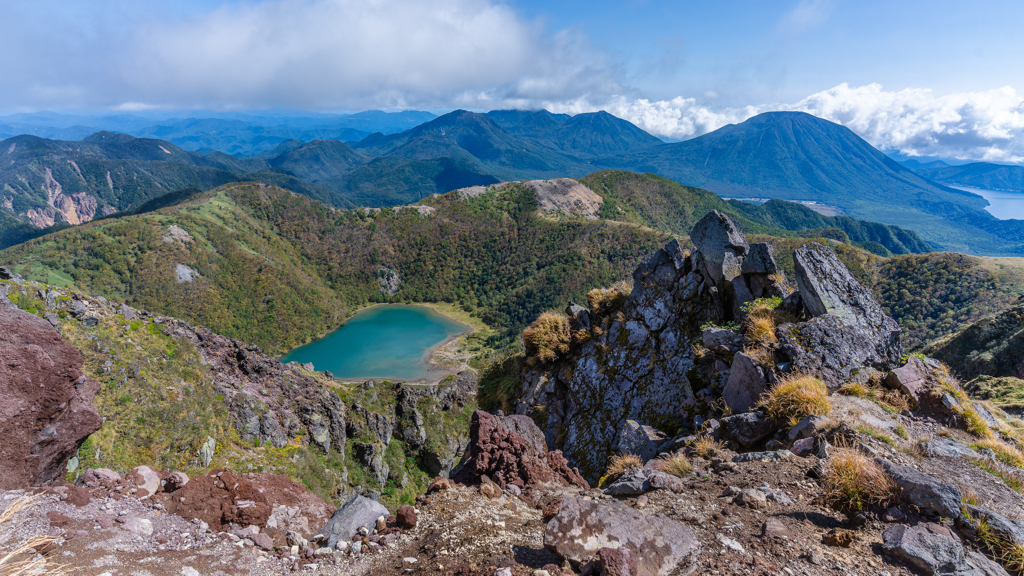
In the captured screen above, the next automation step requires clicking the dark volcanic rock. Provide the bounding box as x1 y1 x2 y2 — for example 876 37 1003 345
878 459 961 519
0 290 102 488
721 412 776 448
452 411 588 490
690 210 749 287
882 523 1008 576
779 243 903 388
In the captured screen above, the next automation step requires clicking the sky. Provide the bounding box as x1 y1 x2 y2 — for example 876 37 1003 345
1 0 1022 162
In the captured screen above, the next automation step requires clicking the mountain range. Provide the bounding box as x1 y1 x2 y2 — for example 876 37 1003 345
3 108 1024 255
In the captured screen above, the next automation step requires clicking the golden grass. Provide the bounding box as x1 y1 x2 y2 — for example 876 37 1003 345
759 374 831 427
820 447 899 516
973 439 1024 469
522 311 570 364
605 453 643 480
973 514 1024 573
744 312 778 346
658 452 693 478
960 486 981 506
0 496 67 576
838 382 912 413
692 434 724 459
933 364 994 439
586 279 632 316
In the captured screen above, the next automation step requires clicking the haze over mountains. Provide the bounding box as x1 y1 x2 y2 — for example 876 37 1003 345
3 108 1024 255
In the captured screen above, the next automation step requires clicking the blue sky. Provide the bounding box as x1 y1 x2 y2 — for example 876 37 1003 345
0 0 1022 161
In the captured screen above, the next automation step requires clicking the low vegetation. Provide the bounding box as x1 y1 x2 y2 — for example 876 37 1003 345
522 311 571 364
658 452 693 478
692 434 725 459
838 381 912 413
759 374 831 427
0 496 65 576
603 453 643 482
820 447 899 517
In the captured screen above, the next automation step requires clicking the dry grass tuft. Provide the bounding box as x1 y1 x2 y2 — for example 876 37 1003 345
0 496 67 576
523 311 571 364
961 486 982 506
759 374 831 427
586 280 632 316
838 381 912 413
974 439 1024 469
604 453 643 480
658 452 693 478
745 313 778 346
692 434 724 459
972 514 1024 573
820 447 899 516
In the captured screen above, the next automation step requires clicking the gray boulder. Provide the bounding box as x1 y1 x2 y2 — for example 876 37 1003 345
722 353 768 414
779 243 903 388
315 495 388 549
702 327 744 355
885 357 930 403
878 459 961 519
615 420 666 463
544 496 699 576
965 505 1024 547
787 414 830 441
604 468 683 496
882 523 1009 576
691 210 748 286
721 412 776 448
741 243 779 275
919 438 980 459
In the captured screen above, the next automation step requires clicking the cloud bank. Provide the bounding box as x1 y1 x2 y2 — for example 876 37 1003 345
0 0 1020 162
561 84 1024 163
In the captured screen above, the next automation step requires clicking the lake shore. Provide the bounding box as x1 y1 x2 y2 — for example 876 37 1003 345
287 302 483 385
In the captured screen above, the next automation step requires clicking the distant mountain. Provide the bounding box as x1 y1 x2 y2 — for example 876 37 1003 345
487 110 663 157
267 140 370 182
914 162 1024 193
132 118 370 157
609 111 1024 255
353 110 594 179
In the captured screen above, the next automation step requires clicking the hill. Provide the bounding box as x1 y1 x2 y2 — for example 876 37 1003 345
915 162 1024 192
487 109 663 157
611 111 1024 255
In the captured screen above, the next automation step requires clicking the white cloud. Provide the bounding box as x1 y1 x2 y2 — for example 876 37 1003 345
555 83 1024 163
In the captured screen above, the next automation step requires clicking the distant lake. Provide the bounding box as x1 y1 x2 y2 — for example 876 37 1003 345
281 305 470 382
949 185 1024 220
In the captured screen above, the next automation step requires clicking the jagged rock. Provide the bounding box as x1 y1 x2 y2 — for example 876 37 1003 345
885 357 930 403
0 296 102 488
128 466 161 497
354 442 389 487
691 210 749 286
451 411 588 490
702 327 744 354
544 496 699 576
973 403 1000 429
604 468 683 496
778 243 903 388
919 438 980 459
315 495 388 549
722 352 768 413
396 504 417 529
964 505 1024 547
615 421 666 462
787 414 831 441
882 523 1009 576
721 412 776 448
878 459 961 519
741 243 779 275
731 450 793 463
790 437 815 456
566 302 591 330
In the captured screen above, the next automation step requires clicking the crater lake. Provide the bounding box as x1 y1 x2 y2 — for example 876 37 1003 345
281 304 470 381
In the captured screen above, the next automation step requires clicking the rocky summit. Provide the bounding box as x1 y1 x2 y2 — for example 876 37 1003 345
5 211 1024 576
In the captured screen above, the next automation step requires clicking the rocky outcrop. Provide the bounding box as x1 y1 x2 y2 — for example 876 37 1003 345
452 410 588 491
0 289 102 487
777 242 903 389
882 523 1008 576
518 211 904 480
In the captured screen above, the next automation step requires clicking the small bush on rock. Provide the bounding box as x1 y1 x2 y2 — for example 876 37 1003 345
759 374 831 427
658 452 693 478
974 439 1024 469
586 279 632 316
523 311 571 364
821 448 898 516
604 453 643 481
692 435 724 459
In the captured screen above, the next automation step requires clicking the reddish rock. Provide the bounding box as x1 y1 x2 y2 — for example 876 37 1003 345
451 411 589 490
426 477 451 494
63 484 91 507
396 505 417 529
0 296 102 488
599 547 637 576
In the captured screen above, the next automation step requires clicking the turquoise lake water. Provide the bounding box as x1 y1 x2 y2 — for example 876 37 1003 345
950 185 1024 220
281 305 470 381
